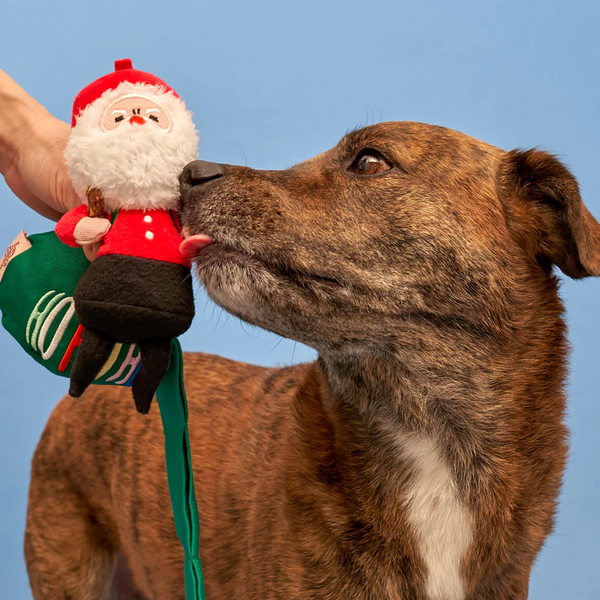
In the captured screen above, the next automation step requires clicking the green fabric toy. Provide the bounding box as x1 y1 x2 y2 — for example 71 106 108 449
0 58 207 600
0 229 142 385
0 228 205 600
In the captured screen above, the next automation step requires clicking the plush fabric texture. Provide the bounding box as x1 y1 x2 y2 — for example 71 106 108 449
73 217 112 245
55 204 89 247
56 207 191 267
71 254 195 409
69 327 115 398
64 81 199 212
71 59 179 127
131 338 173 414
69 328 168 414
0 231 89 376
73 255 194 341
0 231 141 385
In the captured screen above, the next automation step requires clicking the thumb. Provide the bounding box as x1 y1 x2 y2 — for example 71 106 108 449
55 170 81 213
4 163 64 221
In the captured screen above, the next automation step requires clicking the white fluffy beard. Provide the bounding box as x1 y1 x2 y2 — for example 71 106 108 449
65 82 199 211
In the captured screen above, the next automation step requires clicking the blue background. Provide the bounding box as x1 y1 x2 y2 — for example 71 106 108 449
1 0 599 597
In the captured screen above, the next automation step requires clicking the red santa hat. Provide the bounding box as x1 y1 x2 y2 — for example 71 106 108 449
71 59 180 127
65 58 199 211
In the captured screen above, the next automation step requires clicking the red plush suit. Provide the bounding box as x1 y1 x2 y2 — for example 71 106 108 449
55 205 190 267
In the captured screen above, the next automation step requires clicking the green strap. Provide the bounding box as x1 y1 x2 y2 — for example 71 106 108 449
156 339 206 600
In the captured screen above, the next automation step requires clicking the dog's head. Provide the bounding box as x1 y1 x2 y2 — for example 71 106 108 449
179 122 600 352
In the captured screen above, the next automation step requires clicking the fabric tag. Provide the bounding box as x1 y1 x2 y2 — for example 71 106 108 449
0 231 32 283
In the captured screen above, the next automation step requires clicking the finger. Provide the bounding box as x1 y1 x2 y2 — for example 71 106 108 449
82 243 100 262
4 169 64 221
55 172 81 213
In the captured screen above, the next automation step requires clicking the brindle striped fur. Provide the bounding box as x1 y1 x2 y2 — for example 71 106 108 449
25 122 600 599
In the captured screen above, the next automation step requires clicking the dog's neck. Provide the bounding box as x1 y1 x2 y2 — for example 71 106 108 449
319 327 505 435
314 273 566 474
288 294 567 597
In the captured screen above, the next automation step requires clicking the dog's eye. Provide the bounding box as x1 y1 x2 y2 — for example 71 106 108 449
350 150 392 175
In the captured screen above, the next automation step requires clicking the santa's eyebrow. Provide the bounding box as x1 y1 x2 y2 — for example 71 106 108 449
111 109 127 114
145 108 160 113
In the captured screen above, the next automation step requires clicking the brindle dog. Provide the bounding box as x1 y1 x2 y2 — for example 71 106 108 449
25 122 600 600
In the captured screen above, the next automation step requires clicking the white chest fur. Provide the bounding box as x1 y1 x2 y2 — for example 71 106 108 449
399 434 472 600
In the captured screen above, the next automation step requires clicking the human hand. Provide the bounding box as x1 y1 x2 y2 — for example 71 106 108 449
0 69 79 221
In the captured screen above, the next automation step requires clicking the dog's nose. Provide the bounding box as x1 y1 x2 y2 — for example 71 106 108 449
180 160 225 188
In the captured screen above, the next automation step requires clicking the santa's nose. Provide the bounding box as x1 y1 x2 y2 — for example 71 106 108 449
129 115 145 125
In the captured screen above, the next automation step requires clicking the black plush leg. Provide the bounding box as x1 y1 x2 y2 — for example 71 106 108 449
69 328 114 398
131 339 172 415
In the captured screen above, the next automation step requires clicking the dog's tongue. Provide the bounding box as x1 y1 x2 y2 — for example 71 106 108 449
180 234 215 259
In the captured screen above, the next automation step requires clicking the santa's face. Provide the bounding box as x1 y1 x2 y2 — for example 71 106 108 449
65 82 199 212
101 95 171 132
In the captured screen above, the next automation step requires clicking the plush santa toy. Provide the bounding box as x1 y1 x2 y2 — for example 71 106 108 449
55 59 199 414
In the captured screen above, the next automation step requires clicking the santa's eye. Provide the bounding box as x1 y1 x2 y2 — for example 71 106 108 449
114 115 125 123
148 114 159 122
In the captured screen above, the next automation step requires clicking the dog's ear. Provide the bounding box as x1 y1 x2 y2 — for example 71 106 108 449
498 148 600 279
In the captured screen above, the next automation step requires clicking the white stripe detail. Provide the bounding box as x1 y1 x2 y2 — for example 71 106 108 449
400 435 471 600
37 297 76 360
